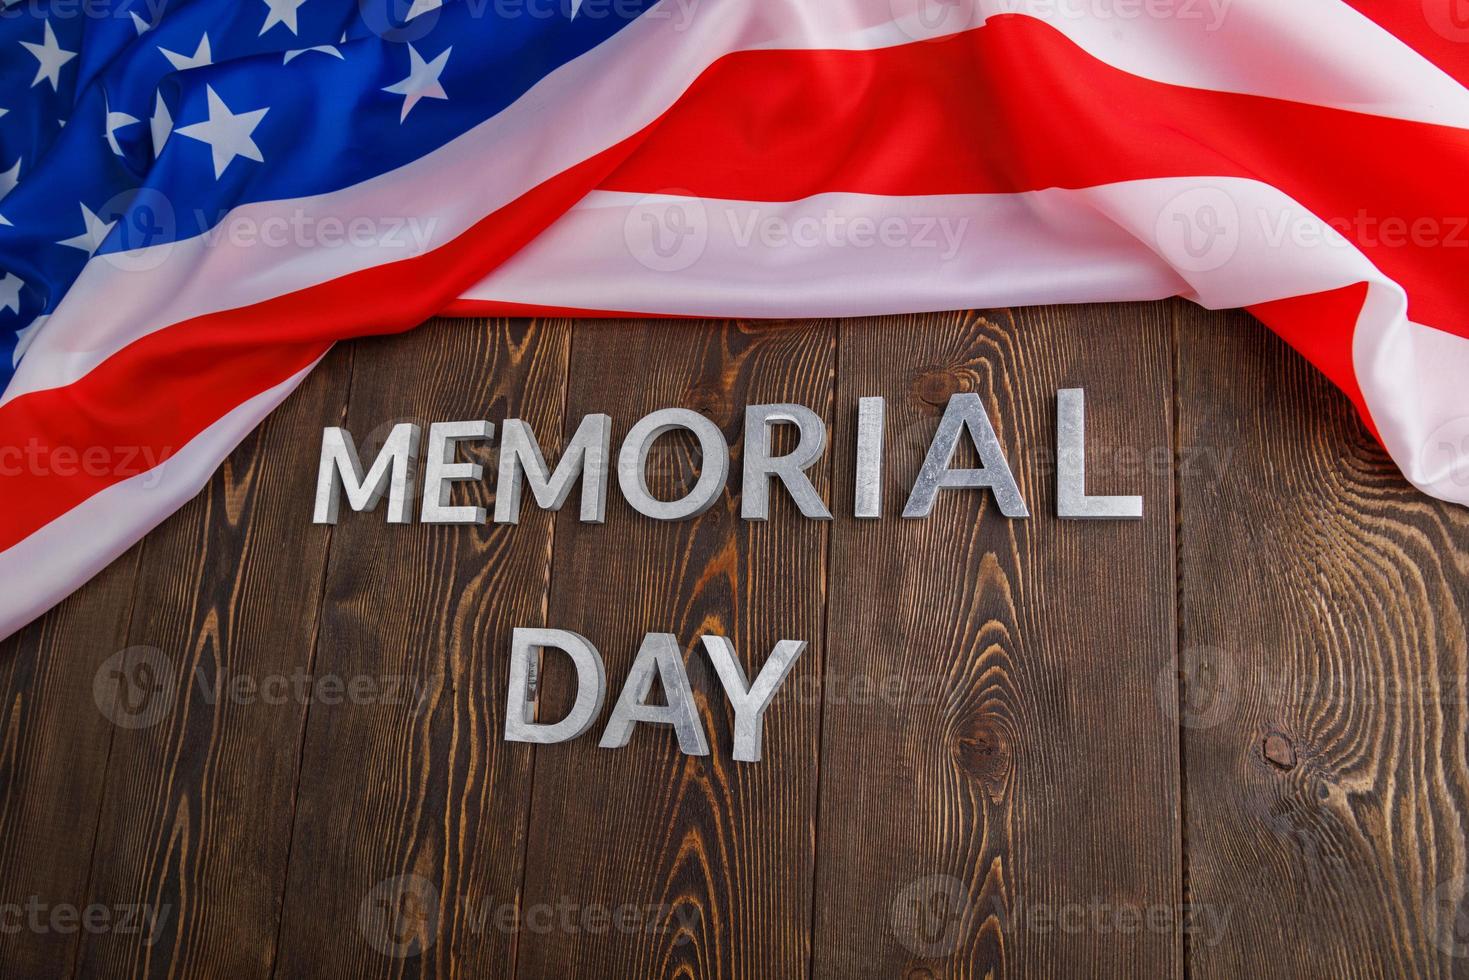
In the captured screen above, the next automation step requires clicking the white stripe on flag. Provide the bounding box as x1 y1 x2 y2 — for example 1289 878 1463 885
0 360 320 642
8 0 1464 406
460 179 1469 507
458 189 1186 316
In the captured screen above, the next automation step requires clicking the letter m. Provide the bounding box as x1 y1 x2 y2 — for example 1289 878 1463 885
313 424 421 524
494 414 611 524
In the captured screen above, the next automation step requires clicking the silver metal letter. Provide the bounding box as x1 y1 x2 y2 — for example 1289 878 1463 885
617 409 729 522
1056 388 1143 520
421 420 491 525
494 414 612 525
504 627 607 744
599 633 709 756
854 397 885 519
313 423 421 525
701 636 806 763
741 404 832 521
902 393 1028 518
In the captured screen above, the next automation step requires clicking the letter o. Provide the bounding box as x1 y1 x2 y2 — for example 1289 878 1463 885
617 409 729 521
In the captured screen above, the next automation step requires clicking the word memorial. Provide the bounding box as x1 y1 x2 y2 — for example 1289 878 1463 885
311 389 1144 763
312 388 1143 526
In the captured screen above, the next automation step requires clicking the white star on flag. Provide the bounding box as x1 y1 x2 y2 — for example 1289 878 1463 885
21 21 77 91
159 34 213 72
57 202 117 255
0 157 19 228
405 0 441 20
260 0 309 36
176 86 270 179
284 43 343 65
383 44 451 122
11 314 46 367
0 272 22 315
105 100 141 157
130 9 156 34
0 159 18 199
151 92 173 156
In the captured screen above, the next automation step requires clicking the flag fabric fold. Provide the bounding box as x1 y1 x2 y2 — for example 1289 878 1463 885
0 0 1466 639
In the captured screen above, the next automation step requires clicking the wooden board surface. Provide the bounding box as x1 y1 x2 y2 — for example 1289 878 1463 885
814 306 1179 980
1175 304 1469 980
1 304 1464 979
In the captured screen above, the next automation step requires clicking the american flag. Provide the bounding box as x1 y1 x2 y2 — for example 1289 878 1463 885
0 0 1466 639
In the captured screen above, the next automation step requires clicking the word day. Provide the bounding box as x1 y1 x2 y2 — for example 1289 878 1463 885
312 388 1143 525
504 628 805 763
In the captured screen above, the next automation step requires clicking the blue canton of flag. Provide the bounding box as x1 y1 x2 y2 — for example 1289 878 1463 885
0 0 651 383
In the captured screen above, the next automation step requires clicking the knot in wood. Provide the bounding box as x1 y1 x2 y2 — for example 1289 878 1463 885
1262 732 1296 770
953 715 1013 800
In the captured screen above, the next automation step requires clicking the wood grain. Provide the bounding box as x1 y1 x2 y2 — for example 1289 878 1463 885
0 550 140 978
513 319 835 980
65 351 352 980
273 317 570 979
1175 303 1469 979
3 302 1465 980
812 305 1182 980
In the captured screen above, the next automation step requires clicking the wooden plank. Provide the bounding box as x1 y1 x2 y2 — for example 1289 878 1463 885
1176 304 1469 978
69 350 353 979
812 305 1182 979
0 551 140 977
514 319 835 980
273 317 569 978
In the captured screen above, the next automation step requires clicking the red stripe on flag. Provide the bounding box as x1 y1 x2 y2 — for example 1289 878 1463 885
0 139 643 553
1247 282 1375 433
5 14 1464 554
1340 0 1469 92
599 15 1469 343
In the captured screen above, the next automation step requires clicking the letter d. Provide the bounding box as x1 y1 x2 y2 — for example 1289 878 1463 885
504 628 607 744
